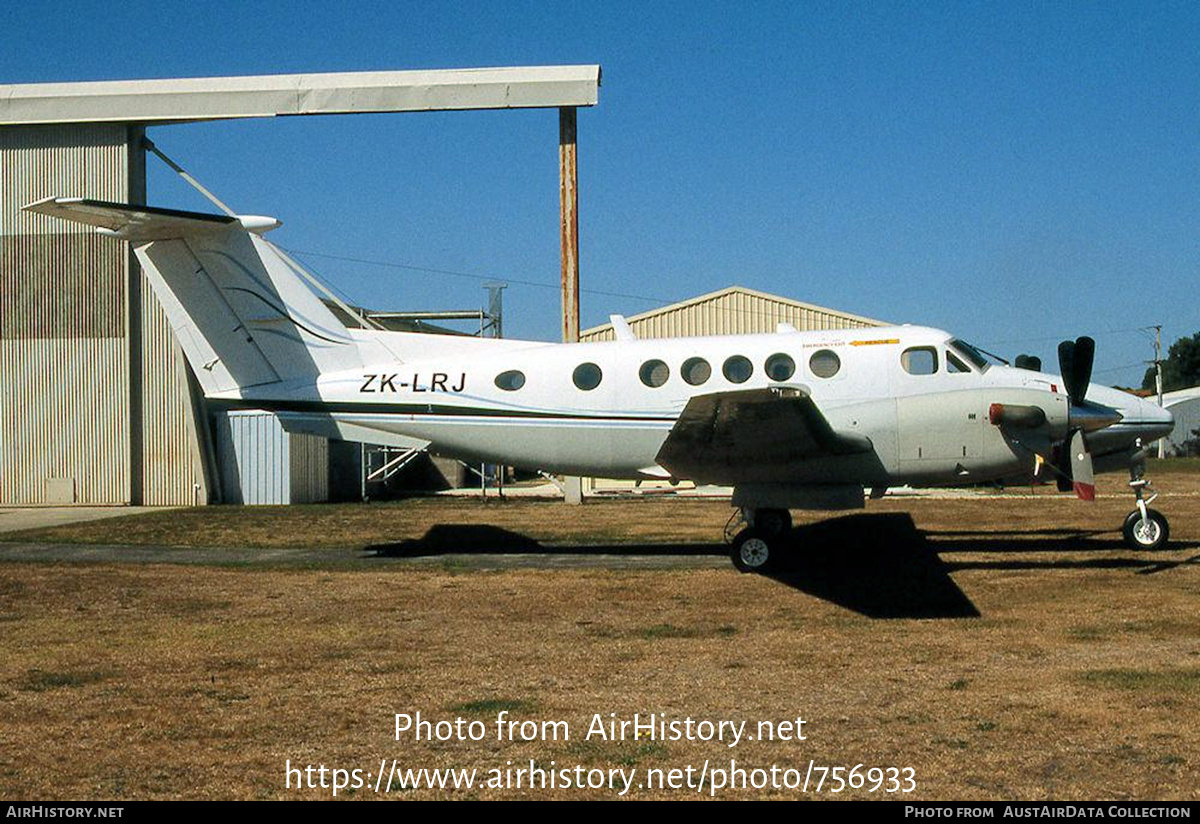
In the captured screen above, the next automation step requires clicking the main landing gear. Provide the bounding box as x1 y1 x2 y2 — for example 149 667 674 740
1122 455 1169 551
727 507 792 573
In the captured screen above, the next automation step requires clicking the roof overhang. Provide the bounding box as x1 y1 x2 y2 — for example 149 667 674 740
0 65 601 126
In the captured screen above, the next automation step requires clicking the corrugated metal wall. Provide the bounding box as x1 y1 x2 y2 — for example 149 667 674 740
1 124 132 503
216 411 329 505
138 288 211 505
0 123 210 505
289 432 329 504
581 286 882 342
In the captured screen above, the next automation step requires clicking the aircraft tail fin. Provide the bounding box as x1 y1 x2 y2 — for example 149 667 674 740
22 197 361 397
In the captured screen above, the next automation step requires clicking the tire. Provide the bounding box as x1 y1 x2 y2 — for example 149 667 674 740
731 528 775 574
754 508 792 538
1122 508 1170 551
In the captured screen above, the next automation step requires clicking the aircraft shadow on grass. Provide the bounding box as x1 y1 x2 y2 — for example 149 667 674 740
362 513 1197 620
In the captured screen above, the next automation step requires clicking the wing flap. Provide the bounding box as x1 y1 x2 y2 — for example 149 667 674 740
656 387 872 484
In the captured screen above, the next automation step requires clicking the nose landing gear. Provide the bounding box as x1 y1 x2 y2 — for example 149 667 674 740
1122 451 1169 551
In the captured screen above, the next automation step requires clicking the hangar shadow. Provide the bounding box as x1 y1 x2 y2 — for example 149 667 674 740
364 525 727 559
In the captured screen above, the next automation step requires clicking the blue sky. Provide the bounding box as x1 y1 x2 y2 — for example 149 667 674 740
3 1 1197 386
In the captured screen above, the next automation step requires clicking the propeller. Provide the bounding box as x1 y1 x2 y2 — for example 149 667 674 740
1056 336 1098 499
989 335 1120 500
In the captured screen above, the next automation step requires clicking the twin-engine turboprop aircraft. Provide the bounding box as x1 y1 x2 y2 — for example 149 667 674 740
24 197 1176 571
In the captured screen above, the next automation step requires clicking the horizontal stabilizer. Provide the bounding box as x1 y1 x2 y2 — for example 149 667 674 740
275 413 432 450
22 197 279 241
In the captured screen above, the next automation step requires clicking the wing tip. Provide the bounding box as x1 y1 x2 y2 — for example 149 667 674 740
21 195 76 212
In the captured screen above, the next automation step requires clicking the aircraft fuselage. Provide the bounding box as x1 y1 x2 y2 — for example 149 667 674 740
224 324 1173 489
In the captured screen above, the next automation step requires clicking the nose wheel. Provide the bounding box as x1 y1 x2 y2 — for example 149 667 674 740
1123 507 1169 550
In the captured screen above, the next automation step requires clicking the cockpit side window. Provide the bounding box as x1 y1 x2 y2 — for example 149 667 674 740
901 346 938 375
949 339 990 372
946 351 972 373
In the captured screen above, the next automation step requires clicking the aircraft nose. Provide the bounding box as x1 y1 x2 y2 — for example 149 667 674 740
1133 395 1175 442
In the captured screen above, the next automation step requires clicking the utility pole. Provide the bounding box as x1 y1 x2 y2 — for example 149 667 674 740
1154 325 1165 459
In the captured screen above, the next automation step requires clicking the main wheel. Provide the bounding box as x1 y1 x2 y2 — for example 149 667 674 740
731 528 776 574
754 508 792 538
1122 508 1170 550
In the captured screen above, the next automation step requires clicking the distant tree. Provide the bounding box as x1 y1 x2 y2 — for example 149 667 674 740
1142 331 1200 393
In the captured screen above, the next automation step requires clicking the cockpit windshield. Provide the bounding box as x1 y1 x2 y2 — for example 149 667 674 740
949 339 993 372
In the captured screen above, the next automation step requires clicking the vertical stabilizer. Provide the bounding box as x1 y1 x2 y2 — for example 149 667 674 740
22 197 361 397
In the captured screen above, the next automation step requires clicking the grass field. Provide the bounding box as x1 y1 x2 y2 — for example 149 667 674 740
0 463 1196 800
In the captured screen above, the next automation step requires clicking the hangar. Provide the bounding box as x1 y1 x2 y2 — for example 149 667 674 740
0 67 599 506
580 285 883 342
1162 386 1200 456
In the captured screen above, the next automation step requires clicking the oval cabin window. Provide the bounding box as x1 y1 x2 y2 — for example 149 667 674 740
723 355 753 384
572 362 603 391
681 357 712 386
809 349 841 379
494 370 526 391
765 353 796 381
639 359 670 388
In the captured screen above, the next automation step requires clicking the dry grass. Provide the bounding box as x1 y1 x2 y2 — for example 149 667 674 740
0 461 1197 800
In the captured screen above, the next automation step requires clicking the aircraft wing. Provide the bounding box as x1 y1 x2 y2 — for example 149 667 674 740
655 387 872 484
22 197 268 241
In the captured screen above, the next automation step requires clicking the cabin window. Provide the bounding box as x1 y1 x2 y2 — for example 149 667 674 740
809 349 841 379
901 346 938 375
494 370 526 391
639 359 670 388
723 355 753 384
572 362 603 391
681 357 711 386
765 353 796 381
946 351 971 373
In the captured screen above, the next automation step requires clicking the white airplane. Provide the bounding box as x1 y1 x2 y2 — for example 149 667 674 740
24 197 1176 571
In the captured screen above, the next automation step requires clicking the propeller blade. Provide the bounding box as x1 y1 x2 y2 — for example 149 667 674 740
1055 463 1073 492
1069 430 1095 501
1057 336 1095 404
1073 336 1094 397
